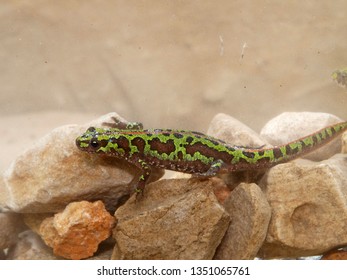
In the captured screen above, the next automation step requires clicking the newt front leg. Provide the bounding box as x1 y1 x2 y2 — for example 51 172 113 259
132 159 152 194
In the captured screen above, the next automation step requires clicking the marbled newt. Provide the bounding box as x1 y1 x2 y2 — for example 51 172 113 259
76 117 347 193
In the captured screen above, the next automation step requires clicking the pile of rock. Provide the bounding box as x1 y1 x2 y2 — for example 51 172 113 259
1 112 347 260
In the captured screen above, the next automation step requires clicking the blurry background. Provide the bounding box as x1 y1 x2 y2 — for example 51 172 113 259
1 0 347 171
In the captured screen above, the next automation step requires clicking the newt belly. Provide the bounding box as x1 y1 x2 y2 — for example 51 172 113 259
76 117 347 193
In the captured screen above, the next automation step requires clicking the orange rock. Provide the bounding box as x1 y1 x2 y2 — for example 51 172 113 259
321 248 347 260
211 177 231 204
40 200 115 259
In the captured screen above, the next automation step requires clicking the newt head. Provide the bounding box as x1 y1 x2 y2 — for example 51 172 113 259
75 127 110 153
75 127 97 152
75 126 127 157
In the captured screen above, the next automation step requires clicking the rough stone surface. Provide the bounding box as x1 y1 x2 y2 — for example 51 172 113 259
258 154 347 258
22 213 53 234
342 132 347 154
214 183 271 260
0 112 163 213
112 178 230 260
260 112 344 161
0 212 27 250
39 200 115 260
0 177 10 212
6 230 60 260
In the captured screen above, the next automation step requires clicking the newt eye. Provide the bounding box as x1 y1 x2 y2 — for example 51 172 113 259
87 127 96 132
90 139 99 148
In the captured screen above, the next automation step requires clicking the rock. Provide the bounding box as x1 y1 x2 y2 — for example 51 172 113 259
342 132 347 153
210 177 231 204
6 230 60 260
258 154 347 258
0 250 5 260
6 230 114 260
0 112 164 213
321 247 347 260
87 238 115 260
207 113 270 148
39 200 115 260
0 212 27 250
112 178 230 259
214 183 271 260
260 112 344 161
88 248 114 260
22 213 53 234
0 177 10 212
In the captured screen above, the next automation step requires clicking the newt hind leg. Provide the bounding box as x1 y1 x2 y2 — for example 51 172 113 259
192 159 225 178
103 116 143 130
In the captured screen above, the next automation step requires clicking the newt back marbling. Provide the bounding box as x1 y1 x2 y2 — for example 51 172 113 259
76 117 347 193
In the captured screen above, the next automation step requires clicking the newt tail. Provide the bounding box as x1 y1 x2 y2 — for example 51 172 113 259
238 121 347 170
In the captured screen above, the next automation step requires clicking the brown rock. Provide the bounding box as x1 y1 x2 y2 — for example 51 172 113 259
0 250 5 260
0 212 27 250
214 183 271 260
0 112 163 213
260 112 344 161
39 200 115 260
258 154 347 258
112 178 230 259
6 230 60 260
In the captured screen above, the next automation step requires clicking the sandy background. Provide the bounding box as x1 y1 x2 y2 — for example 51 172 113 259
1 1 347 172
